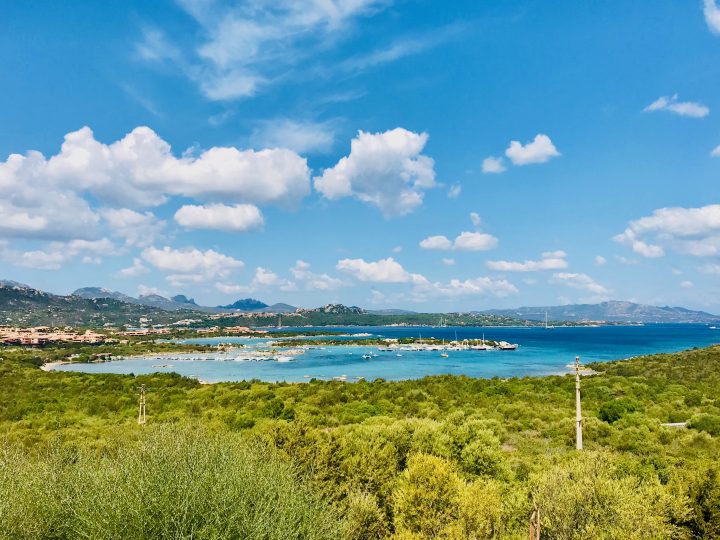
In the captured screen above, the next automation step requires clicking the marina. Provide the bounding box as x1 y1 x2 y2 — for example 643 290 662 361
49 324 720 383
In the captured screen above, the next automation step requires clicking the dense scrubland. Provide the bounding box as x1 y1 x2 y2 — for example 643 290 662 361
1 344 720 539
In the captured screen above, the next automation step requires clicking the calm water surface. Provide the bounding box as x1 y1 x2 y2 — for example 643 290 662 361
52 324 720 383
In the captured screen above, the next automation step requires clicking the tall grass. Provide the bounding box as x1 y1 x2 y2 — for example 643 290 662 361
0 425 341 539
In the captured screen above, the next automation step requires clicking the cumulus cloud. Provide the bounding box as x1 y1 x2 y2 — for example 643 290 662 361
117 258 149 278
337 257 427 284
706 0 720 33
419 231 498 251
482 156 506 173
250 118 336 154
505 134 560 166
614 205 720 257
453 231 498 251
314 128 436 217
486 251 568 272
217 266 296 294
102 208 164 247
419 235 453 250
1 238 116 270
447 184 462 198
0 151 99 240
711 145 720 157
49 126 311 207
595 255 607 266
551 272 610 296
442 258 455 266
174 203 264 231
470 212 482 227
0 126 310 245
680 280 694 289
643 95 709 118
699 263 720 274
142 246 244 285
417 276 518 298
291 260 346 290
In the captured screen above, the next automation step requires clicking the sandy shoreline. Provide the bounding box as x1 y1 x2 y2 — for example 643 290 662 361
40 361 71 371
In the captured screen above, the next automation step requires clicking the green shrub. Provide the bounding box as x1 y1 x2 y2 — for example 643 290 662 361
0 425 340 540
688 414 720 437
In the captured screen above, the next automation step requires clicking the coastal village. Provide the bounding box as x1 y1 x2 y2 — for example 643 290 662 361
0 326 110 346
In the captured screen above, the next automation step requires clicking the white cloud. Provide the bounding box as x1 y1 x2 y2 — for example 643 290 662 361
250 118 336 154
482 156 506 173
392 246 403 253
174 203 264 231
419 231 498 251
137 284 167 297
1 238 116 270
680 280 694 289
252 267 296 291
505 134 560 166
447 184 461 199
0 151 100 240
705 0 720 33
5 249 70 270
419 235 453 250
314 128 436 217
47 126 310 207
643 95 709 118
711 145 720 157
551 272 610 296
470 212 482 227
486 251 567 272
0 126 310 244
291 260 346 290
442 258 455 266
217 266 296 294
453 231 498 251
117 258 149 278
614 205 720 257
337 257 426 284
102 208 164 247
594 255 607 266
699 263 720 274
414 276 518 299
139 0 393 102
142 246 244 285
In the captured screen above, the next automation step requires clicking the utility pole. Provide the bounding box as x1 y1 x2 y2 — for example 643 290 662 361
529 507 540 540
138 384 146 425
574 355 582 450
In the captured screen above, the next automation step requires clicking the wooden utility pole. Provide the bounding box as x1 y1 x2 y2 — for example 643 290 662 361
574 355 583 450
138 384 146 425
529 508 540 540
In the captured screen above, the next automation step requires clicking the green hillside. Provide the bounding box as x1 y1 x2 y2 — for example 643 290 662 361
1 344 719 538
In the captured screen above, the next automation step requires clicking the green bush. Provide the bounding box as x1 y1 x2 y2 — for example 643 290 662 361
0 425 340 540
688 414 720 437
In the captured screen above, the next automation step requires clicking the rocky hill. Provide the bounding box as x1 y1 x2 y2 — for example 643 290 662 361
1 283 202 327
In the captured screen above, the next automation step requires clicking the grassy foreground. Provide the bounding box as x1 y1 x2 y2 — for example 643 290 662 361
1 344 720 538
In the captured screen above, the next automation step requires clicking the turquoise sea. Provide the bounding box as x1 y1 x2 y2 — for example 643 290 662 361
51 324 720 383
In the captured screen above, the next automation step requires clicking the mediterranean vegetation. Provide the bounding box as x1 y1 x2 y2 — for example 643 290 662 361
1 342 720 538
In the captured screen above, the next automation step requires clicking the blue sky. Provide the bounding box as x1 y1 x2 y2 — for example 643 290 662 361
1 0 719 311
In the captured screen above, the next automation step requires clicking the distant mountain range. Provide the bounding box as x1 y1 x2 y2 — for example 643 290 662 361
72 288 297 314
0 282 200 327
481 301 720 324
2 280 718 327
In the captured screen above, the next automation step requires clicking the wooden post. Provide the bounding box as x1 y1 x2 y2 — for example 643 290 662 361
138 384 146 425
529 508 540 540
575 356 582 450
